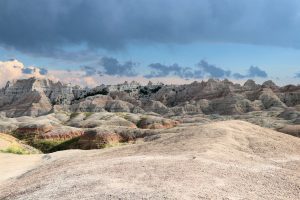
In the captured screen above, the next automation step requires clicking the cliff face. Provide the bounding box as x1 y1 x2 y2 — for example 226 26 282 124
0 77 299 117
0 78 79 117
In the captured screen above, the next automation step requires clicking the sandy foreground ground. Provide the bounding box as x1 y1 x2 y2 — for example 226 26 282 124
0 120 300 200
0 153 43 182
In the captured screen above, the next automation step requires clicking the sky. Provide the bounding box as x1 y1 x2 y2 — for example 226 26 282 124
0 0 300 87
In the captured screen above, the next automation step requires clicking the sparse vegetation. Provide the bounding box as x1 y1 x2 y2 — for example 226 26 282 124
139 87 149 95
84 112 93 118
9 130 79 153
139 86 162 96
102 142 127 148
47 137 81 152
150 86 162 93
31 139 65 153
70 112 81 119
0 133 40 154
0 146 30 155
72 88 109 102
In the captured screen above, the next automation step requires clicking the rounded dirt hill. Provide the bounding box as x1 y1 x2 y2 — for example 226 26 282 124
0 120 299 200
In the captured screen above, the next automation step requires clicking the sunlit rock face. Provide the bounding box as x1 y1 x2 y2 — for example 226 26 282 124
0 78 81 117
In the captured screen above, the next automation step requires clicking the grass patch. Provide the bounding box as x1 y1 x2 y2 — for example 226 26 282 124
70 112 81 119
30 137 81 153
49 137 81 152
84 112 94 118
103 142 127 148
0 146 30 155
31 140 65 153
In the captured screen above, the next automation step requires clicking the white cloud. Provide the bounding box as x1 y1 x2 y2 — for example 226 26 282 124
0 59 48 87
0 60 25 86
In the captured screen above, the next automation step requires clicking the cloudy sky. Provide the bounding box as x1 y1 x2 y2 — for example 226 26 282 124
0 0 300 87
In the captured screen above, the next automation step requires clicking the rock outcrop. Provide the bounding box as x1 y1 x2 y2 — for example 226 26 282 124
0 78 86 117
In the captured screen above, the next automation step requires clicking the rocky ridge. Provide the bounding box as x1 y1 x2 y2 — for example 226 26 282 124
0 78 299 118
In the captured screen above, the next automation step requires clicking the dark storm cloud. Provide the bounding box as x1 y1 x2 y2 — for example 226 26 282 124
39 68 48 75
232 73 246 79
99 57 138 77
145 63 196 79
80 66 97 77
1 0 300 57
22 68 34 74
146 60 269 79
145 60 231 79
233 66 268 79
79 57 137 77
144 63 178 78
22 67 48 75
248 66 268 78
197 60 231 78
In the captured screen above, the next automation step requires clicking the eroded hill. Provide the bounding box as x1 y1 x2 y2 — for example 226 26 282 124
0 121 299 199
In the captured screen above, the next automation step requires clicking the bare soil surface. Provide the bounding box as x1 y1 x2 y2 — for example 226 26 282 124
0 153 43 182
0 120 299 200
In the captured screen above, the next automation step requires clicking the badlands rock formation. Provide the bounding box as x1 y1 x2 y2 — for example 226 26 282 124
0 77 299 153
0 78 84 117
1 77 299 118
0 121 299 199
